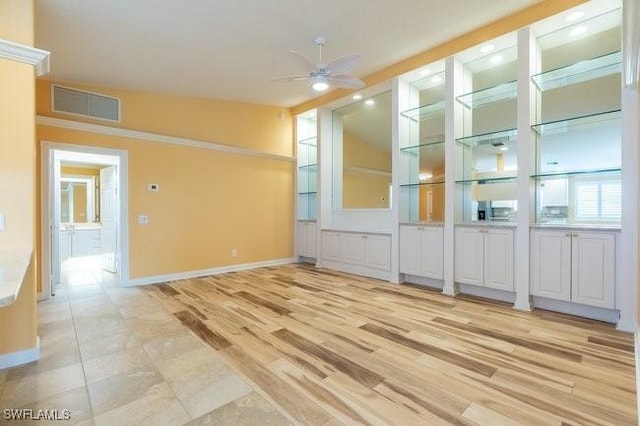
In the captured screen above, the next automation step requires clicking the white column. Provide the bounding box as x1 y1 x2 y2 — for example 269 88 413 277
443 56 462 296
390 78 402 283
316 107 334 267
513 27 535 311
618 87 639 331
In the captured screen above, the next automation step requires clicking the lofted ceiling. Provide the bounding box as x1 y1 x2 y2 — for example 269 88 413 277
34 0 542 108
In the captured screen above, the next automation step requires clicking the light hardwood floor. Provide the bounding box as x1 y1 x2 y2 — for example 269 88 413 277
141 263 637 425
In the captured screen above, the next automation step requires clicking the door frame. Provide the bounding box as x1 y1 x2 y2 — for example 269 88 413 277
40 141 130 299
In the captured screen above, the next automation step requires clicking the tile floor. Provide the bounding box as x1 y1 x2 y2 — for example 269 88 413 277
0 257 292 425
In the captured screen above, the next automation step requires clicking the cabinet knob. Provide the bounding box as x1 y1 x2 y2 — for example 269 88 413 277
566 233 572 237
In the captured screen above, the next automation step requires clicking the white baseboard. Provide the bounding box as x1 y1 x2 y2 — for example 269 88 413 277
532 296 619 324
128 258 296 286
0 337 40 369
458 284 516 304
403 274 444 290
635 328 640 421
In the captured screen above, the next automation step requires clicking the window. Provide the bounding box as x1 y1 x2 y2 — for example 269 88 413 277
575 180 621 222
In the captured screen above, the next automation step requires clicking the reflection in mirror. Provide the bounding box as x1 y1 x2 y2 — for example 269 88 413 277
60 177 96 223
332 91 392 209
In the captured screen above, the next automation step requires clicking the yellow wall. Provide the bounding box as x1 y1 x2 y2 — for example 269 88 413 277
38 81 292 157
0 0 38 357
342 131 391 209
37 81 294 280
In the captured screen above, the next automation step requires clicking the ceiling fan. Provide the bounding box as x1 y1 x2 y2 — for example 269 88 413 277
274 36 365 92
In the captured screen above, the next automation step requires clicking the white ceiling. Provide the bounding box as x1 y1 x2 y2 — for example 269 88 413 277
34 0 541 107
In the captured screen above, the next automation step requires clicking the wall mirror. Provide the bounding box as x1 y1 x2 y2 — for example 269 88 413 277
60 177 96 223
332 90 392 209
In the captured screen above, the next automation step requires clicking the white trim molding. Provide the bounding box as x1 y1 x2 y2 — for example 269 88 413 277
36 116 295 163
0 39 50 76
128 257 296 287
0 337 39 370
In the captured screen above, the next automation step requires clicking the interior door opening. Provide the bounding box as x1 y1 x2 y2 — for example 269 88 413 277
41 143 129 299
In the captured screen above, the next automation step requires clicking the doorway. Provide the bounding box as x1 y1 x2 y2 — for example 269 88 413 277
41 142 129 299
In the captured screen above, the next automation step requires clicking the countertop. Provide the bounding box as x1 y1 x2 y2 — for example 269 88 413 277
0 248 33 308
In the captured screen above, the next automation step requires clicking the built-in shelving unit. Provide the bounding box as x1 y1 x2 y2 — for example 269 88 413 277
296 116 318 221
399 67 446 223
455 37 519 224
531 7 622 226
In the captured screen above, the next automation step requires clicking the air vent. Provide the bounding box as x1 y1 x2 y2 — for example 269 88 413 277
52 85 120 122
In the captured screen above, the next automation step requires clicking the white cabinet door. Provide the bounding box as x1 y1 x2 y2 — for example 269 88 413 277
421 227 443 280
59 230 72 262
366 235 391 271
306 222 317 258
399 226 422 275
342 234 367 267
571 232 615 309
297 221 317 258
321 232 342 263
455 227 484 286
484 229 514 291
73 229 101 257
530 230 571 301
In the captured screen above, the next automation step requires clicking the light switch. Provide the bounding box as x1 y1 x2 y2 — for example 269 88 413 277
0 212 5 231
147 183 159 192
137 214 149 225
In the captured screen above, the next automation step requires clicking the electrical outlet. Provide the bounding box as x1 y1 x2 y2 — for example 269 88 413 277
231 249 237 258
147 183 159 192
137 214 149 225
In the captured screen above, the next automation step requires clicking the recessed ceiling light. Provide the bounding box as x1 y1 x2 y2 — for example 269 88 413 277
480 44 495 53
419 68 431 76
352 94 362 100
418 172 433 181
489 55 503 64
565 11 585 22
431 75 443 84
364 99 375 106
569 26 588 37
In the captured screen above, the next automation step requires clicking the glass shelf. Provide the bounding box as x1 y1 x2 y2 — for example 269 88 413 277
531 51 622 92
531 110 621 135
455 175 517 184
400 140 445 154
531 168 621 180
400 181 446 187
297 136 317 147
400 101 445 122
456 81 517 109
298 164 317 170
456 128 517 147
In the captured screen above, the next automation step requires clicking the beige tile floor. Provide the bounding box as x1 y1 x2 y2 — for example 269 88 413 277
0 257 292 425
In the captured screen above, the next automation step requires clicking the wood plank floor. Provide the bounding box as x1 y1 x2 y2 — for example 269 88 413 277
141 264 637 425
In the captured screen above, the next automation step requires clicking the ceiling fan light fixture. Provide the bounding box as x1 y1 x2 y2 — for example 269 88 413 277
311 76 329 92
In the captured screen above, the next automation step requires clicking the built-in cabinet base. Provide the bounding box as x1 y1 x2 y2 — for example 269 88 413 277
321 230 391 281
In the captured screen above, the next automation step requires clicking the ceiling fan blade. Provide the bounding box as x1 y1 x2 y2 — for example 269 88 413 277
288 50 318 73
271 75 310 82
329 74 365 89
325 54 362 75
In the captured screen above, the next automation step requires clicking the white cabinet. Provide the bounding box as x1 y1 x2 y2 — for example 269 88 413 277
321 231 391 280
365 235 392 272
531 230 615 309
321 231 342 263
59 230 73 262
59 228 101 261
455 226 514 291
297 221 317 259
399 225 443 279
